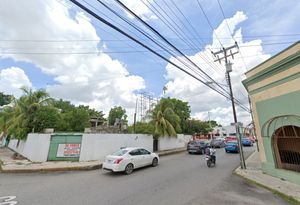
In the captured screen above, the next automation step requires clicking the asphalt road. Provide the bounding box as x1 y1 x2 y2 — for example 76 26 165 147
0 147 289 205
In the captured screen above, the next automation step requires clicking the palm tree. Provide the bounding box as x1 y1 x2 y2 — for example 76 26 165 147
151 99 181 139
6 87 52 140
0 106 14 142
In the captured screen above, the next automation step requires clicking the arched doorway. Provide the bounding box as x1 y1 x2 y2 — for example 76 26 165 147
261 115 300 173
272 125 300 172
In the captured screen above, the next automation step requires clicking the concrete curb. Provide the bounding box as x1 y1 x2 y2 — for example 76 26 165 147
234 171 300 205
157 148 186 157
0 148 187 173
1 164 102 173
234 151 300 205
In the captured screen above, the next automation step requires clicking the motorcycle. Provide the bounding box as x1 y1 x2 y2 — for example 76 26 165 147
205 154 216 167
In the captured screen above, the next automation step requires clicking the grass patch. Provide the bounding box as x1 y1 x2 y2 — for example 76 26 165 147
235 172 300 205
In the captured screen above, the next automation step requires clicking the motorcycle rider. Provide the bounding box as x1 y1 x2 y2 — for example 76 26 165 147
205 145 216 163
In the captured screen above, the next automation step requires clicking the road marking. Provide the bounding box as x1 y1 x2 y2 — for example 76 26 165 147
0 196 18 205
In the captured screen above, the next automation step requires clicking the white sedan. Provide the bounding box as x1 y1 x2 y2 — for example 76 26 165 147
102 147 159 174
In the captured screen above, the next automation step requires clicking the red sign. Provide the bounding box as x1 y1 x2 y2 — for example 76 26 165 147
57 144 81 158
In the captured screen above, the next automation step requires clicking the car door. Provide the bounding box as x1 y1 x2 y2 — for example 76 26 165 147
139 149 153 166
128 149 143 168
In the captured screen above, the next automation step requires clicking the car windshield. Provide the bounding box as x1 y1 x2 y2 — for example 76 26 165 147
227 142 237 145
111 149 129 156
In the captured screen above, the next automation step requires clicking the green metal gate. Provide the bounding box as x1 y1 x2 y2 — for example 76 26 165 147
47 134 82 161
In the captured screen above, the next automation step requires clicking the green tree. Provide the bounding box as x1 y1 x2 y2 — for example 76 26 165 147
32 106 61 132
7 87 52 140
108 106 126 126
165 98 191 134
127 122 154 134
184 119 214 135
151 98 181 139
53 99 75 113
62 107 90 132
0 106 14 140
0 92 13 106
78 105 106 123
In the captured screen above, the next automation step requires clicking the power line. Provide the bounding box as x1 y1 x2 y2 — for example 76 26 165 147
114 0 232 98
216 0 249 72
95 0 214 84
196 0 223 48
158 0 225 78
0 34 299 42
112 0 250 112
0 41 295 49
69 0 249 112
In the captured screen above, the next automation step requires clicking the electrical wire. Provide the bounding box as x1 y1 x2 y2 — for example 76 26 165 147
114 0 233 102
69 0 250 112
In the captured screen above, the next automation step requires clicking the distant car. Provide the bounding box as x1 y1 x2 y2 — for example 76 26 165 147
242 138 253 146
187 140 209 154
210 138 226 148
102 147 159 175
225 141 239 153
225 136 237 144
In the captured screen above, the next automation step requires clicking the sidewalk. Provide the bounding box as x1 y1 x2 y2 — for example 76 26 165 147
0 147 186 173
235 151 300 204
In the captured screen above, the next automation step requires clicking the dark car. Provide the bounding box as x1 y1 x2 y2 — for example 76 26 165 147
210 138 226 148
187 140 209 154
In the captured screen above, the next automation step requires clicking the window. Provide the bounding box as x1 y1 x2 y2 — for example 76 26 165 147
139 149 151 155
129 149 141 156
112 149 128 156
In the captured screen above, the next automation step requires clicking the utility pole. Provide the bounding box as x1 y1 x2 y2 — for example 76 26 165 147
133 98 138 133
248 96 259 152
212 42 246 169
208 111 212 139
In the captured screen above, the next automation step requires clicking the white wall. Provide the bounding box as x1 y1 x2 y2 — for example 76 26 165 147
8 133 51 162
159 134 192 150
79 134 153 161
8 133 192 162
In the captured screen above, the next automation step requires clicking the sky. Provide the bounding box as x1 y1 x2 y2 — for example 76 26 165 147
0 0 299 126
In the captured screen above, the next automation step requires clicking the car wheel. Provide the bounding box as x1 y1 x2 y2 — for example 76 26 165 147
225 150 228 153
124 163 134 175
152 157 158 167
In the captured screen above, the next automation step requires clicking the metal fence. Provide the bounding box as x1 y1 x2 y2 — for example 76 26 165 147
274 126 300 172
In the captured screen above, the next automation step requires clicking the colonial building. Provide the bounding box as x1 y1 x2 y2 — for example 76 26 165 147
243 41 300 185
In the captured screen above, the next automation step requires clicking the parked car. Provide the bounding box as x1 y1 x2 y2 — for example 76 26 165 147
225 141 240 153
102 147 159 175
210 138 226 148
187 140 209 154
224 136 237 144
242 138 253 146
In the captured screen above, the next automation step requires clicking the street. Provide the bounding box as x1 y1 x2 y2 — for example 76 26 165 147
0 147 289 205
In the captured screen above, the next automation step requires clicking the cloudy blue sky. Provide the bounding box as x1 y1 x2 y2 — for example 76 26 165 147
0 0 299 126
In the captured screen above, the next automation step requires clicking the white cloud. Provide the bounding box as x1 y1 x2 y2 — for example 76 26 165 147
120 0 156 20
0 67 32 97
164 11 271 126
0 0 145 116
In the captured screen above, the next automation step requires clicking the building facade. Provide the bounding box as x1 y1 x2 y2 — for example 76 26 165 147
243 41 300 185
